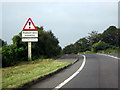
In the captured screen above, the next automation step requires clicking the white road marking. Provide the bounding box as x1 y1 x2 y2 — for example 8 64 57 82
97 53 120 60
54 55 86 90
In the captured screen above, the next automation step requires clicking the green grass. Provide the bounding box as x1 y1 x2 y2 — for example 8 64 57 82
2 59 71 89
78 48 120 54
78 51 95 54
98 48 120 54
0 47 2 52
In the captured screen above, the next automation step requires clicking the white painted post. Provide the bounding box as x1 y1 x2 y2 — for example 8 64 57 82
28 42 32 61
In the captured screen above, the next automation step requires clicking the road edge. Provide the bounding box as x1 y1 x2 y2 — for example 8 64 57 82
54 54 86 90
97 53 120 60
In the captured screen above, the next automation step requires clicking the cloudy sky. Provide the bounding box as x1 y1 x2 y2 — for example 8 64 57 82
1 0 118 48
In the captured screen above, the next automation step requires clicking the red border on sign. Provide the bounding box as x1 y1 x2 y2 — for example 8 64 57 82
23 18 37 30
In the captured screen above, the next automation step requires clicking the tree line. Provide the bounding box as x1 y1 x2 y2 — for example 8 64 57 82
1 26 62 67
63 26 120 54
1 25 119 67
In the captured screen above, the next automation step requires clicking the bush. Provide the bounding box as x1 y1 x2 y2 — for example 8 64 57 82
2 45 16 67
2 45 27 67
91 41 110 52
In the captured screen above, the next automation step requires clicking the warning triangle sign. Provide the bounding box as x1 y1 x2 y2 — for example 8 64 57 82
23 18 36 30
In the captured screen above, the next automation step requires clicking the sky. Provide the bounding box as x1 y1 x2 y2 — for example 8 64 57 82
0 1 118 48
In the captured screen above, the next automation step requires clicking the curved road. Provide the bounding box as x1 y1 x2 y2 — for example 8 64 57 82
29 54 119 89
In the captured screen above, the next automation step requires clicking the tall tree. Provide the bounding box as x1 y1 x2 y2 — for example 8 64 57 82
74 38 90 52
101 26 118 46
87 31 101 46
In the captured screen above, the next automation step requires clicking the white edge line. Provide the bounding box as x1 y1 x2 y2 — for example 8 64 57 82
97 53 120 60
54 55 86 90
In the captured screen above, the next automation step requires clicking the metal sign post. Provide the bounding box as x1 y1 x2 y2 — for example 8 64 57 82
22 18 38 61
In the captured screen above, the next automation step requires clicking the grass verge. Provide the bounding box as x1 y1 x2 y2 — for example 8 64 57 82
78 51 95 54
97 48 120 54
2 59 71 89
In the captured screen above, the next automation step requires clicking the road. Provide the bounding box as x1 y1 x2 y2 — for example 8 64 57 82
28 54 119 89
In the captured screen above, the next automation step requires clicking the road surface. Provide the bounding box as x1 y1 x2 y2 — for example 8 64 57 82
28 54 119 89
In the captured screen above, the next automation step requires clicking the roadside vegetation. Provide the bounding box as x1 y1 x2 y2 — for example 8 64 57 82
1 26 62 67
63 26 120 54
1 25 119 89
1 26 70 89
2 59 70 88
1 26 119 67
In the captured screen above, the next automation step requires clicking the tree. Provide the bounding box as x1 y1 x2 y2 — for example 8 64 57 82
2 26 62 67
118 28 120 47
74 38 90 52
0 39 7 47
32 27 61 58
101 26 118 46
91 41 110 52
87 31 101 46
63 44 76 54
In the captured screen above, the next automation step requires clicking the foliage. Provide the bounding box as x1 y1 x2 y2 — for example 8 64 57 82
117 28 120 47
63 44 76 54
101 26 119 47
91 41 111 52
32 26 62 59
97 48 120 54
0 39 7 47
74 38 90 53
2 26 62 67
63 26 119 54
2 44 27 67
87 31 102 45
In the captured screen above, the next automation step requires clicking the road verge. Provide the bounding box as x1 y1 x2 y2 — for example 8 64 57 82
21 59 79 89
2 58 79 89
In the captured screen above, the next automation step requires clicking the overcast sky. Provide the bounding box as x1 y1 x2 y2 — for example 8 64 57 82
1 1 118 48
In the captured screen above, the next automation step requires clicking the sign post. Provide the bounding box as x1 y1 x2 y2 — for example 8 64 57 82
28 42 32 61
22 18 38 61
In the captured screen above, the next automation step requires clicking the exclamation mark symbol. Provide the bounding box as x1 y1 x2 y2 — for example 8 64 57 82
29 22 31 29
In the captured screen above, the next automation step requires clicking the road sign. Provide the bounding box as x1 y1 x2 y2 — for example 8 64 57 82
23 18 36 30
22 37 38 42
22 31 38 38
22 18 38 61
22 18 38 42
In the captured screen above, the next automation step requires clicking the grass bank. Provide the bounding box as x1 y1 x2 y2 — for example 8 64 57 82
78 48 120 54
2 59 71 89
97 48 120 54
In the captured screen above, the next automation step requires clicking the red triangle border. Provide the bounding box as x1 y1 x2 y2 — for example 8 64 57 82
23 18 37 30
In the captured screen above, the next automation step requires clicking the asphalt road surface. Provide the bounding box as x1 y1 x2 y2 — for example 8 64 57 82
28 54 119 90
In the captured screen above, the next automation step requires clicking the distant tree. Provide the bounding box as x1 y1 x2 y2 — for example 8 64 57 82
63 44 76 54
74 38 90 52
87 31 101 46
63 26 119 54
101 26 118 46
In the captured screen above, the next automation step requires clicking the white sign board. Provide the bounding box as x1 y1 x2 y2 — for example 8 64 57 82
22 38 38 42
22 31 38 38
